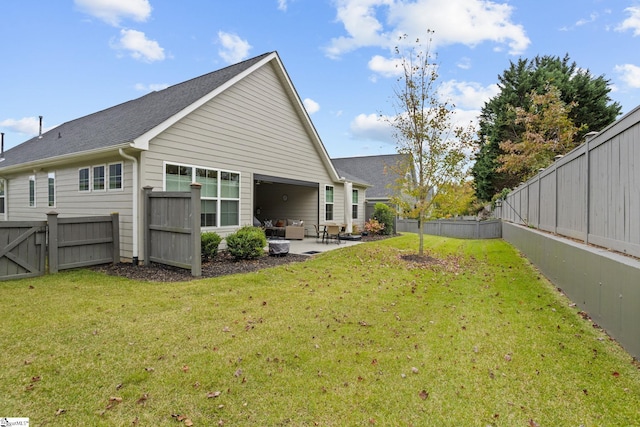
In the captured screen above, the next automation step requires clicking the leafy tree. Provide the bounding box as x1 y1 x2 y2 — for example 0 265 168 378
498 85 585 180
430 180 477 219
372 203 395 235
383 33 476 256
471 54 620 201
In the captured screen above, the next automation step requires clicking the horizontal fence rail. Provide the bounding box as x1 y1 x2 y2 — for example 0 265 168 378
397 219 502 239
494 106 640 259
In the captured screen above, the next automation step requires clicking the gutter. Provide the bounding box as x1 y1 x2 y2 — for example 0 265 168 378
119 148 139 265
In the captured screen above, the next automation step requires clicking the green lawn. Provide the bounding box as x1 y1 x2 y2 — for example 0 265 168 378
1 234 639 426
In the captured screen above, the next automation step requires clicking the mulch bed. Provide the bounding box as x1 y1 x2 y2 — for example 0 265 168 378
92 234 398 282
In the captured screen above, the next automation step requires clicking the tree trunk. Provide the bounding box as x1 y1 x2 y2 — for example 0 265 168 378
418 218 424 256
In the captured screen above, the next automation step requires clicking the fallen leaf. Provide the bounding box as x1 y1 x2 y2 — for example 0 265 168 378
132 416 139 425
612 371 620 378
182 365 189 373
116 383 123 390
504 354 512 362
207 391 222 398
528 419 540 427
136 393 148 404
109 396 123 403
411 367 419 374
31 376 41 382
184 419 194 426
371 359 378 366
25 384 35 391
55 409 66 416
145 367 155 372
234 369 243 377
419 390 429 400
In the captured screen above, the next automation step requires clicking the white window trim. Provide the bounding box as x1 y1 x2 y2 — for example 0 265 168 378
107 162 124 191
0 178 7 219
29 175 36 208
92 164 106 192
78 167 90 192
325 185 334 221
352 189 359 219
163 161 241 228
48 172 56 208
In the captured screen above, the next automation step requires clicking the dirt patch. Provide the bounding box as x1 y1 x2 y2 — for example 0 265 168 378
400 254 438 265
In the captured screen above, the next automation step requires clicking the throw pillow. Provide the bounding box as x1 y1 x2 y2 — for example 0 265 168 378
264 220 273 227
275 219 285 227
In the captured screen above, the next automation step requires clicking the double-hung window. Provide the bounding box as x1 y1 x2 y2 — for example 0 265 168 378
352 189 359 219
29 175 36 207
48 172 56 207
79 168 90 192
325 185 334 221
109 163 123 190
0 179 6 215
165 163 240 228
93 165 105 191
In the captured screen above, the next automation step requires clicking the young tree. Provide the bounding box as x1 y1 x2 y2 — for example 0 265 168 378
498 85 585 180
384 33 476 256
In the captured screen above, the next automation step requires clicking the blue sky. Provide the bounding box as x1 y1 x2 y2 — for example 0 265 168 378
1 0 639 158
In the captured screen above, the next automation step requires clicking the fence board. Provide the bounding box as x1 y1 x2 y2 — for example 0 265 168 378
495 106 640 258
144 184 201 276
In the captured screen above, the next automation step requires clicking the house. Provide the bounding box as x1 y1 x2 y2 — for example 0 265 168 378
332 154 412 220
0 52 367 263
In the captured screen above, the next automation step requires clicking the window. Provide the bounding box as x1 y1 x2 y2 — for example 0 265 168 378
165 162 240 228
0 179 5 215
325 185 334 221
109 163 122 190
48 172 56 207
93 165 105 191
79 168 90 192
352 189 359 219
29 175 36 207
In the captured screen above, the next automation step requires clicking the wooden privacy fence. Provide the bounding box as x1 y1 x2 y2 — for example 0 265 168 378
397 218 502 239
0 213 120 281
143 184 202 277
494 106 640 258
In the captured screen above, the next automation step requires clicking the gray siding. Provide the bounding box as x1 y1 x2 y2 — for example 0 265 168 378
140 62 344 246
5 156 134 260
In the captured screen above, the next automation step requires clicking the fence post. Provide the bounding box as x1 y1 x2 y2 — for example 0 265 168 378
190 183 202 277
584 139 590 245
143 186 153 266
47 211 59 274
111 212 120 265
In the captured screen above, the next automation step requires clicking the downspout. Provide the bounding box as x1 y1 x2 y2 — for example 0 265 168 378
119 148 139 265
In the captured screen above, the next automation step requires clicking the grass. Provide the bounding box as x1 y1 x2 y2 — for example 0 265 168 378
1 234 640 426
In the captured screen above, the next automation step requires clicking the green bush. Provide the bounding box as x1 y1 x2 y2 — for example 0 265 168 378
201 231 222 260
373 202 395 235
225 226 267 260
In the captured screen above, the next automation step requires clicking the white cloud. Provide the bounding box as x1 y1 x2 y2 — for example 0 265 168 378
349 113 395 143
113 29 165 62
217 31 252 64
616 6 640 36
0 117 52 136
614 64 640 88
368 55 403 77
278 0 288 11
438 80 499 110
135 83 170 92
325 0 530 59
303 98 320 114
456 57 471 70
75 0 151 26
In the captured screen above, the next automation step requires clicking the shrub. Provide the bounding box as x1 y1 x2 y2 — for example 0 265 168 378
351 224 360 235
364 218 384 235
225 226 267 260
373 202 395 235
201 232 222 260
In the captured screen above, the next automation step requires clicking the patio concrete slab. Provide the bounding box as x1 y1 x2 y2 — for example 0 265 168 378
270 237 362 255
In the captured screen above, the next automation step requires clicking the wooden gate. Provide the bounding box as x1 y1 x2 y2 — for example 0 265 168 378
0 221 47 280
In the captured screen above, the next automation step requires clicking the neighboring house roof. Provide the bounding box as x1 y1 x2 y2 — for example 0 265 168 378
332 154 411 200
0 51 342 181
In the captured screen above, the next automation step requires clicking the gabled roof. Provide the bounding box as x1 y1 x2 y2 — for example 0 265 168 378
332 154 411 199
1 51 342 181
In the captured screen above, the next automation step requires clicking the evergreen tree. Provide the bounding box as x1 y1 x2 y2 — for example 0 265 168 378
471 54 620 201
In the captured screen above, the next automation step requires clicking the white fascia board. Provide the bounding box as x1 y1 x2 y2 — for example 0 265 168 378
0 143 132 175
